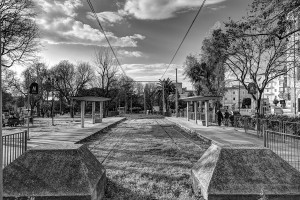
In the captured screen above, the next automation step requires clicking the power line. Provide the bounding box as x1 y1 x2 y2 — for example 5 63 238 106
160 0 207 80
86 0 127 77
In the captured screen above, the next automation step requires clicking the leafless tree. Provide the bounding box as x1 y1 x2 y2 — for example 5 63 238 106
93 47 119 96
0 0 39 67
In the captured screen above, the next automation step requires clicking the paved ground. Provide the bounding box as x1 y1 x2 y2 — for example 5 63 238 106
166 117 264 146
27 117 125 149
166 116 300 171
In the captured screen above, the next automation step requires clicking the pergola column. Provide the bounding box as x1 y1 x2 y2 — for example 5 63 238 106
194 101 197 124
81 101 85 128
199 101 202 121
92 101 95 124
205 100 209 127
187 102 189 121
99 101 103 123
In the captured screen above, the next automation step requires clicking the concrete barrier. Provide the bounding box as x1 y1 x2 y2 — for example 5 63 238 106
191 144 300 200
4 144 106 200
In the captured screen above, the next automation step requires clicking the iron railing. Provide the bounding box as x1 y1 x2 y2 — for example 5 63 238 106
2 130 28 168
233 116 300 137
264 130 300 171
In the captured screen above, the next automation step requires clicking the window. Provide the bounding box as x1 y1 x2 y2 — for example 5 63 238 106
267 89 269 92
233 98 235 100
275 89 277 92
225 98 227 100
233 91 235 94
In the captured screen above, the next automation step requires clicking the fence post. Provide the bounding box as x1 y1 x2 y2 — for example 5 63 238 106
24 131 27 151
263 129 268 148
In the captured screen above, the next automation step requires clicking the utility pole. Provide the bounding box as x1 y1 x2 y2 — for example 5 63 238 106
144 88 146 114
0 19 3 200
238 81 240 112
175 69 178 117
294 30 297 116
162 82 165 115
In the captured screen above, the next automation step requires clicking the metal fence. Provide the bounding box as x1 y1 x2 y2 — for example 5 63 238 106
2 131 28 168
264 130 300 171
233 116 300 137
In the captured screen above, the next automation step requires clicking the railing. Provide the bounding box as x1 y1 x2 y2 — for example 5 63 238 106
2 131 28 168
233 116 300 137
264 130 300 171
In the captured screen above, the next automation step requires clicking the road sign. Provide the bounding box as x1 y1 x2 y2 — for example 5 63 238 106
248 83 256 94
29 82 38 94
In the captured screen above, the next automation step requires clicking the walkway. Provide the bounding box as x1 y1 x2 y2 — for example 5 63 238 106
27 117 126 149
166 117 264 146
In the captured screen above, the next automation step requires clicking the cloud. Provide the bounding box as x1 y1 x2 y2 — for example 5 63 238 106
209 5 226 11
118 50 143 57
122 63 182 79
34 0 145 47
122 63 192 88
87 11 124 25
121 0 226 20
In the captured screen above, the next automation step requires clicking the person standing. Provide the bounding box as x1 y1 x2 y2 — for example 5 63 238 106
216 110 223 126
224 110 230 126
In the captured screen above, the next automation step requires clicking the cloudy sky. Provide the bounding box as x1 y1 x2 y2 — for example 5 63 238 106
14 0 252 89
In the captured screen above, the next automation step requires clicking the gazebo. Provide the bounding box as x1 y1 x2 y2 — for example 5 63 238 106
70 96 111 128
180 96 222 127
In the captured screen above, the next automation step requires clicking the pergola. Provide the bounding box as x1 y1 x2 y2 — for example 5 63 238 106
180 96 222 127
70 96 111 128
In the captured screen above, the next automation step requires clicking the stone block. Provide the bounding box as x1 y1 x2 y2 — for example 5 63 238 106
191 144 300 200
4 144 106 200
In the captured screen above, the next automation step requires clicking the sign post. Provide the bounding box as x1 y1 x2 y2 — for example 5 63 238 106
27 82 39 139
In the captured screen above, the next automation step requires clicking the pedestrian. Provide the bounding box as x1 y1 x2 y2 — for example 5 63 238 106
224 110 230 126
216 109 223 126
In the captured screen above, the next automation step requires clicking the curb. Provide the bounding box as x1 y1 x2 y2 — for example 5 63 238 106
75 118 127 144
166 118 213 145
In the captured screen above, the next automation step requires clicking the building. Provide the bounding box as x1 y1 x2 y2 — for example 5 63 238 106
223 85 253 110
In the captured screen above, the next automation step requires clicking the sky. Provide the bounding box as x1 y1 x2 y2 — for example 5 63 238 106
12 0 253 90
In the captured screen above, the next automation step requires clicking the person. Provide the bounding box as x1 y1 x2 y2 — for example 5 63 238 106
224 110 230 126
216 110 223 126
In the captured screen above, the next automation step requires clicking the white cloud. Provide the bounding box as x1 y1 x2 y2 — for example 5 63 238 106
87 11 124 25
118 50 143 57
122 63 193 89
34 0 145 47
121 0 226 20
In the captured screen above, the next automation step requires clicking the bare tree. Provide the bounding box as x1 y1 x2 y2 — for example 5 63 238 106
93 47 119 96
50 60 94 117
219 13 299 113
0 0 39 67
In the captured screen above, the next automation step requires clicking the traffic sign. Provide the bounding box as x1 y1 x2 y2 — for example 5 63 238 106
248 83 257 94
29 82 38 94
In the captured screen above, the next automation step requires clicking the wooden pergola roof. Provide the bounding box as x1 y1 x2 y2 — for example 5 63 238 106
180 95 222 102
69 96 111 102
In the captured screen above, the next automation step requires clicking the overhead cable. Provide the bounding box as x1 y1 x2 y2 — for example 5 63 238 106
160 0 207 79
86 0 127 77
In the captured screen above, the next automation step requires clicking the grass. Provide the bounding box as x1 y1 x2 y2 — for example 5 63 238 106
86 118 210 200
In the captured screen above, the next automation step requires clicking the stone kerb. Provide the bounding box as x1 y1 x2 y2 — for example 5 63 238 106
3 144 106 200
191 144 300 200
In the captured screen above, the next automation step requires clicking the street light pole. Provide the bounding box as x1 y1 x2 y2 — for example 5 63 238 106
238 81 240 112
175 69 178 117
0 20 3 200
294 30 297 116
